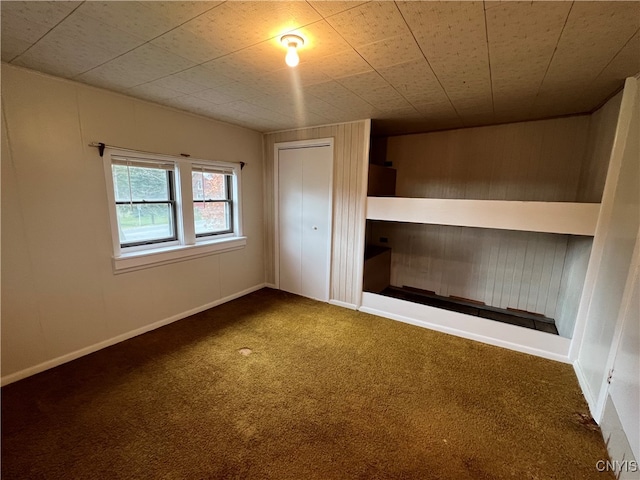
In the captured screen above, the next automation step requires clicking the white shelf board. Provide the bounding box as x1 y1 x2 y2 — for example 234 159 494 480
366 197 600 236
360 292 571 363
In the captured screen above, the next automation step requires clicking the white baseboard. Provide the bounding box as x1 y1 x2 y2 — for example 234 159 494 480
573 359 598 419
329 299 358 310
360 292 571 363
1 283 267 387
262 286 356 311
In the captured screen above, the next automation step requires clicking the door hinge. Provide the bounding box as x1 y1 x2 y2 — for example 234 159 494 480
607 369 614 384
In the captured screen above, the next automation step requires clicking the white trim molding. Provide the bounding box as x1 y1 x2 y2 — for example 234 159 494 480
367 197 600 236
113 236 247 273
574 359 597 414
329 299 358 310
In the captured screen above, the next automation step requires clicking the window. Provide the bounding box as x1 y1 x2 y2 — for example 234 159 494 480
103 148 245 273
192 166 233 237
112 159 178 247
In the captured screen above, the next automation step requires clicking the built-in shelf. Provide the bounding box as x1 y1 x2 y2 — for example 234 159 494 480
366 197 601 236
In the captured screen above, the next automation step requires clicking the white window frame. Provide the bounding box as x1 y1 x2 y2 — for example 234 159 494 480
191 163 235 238
103 147 245 273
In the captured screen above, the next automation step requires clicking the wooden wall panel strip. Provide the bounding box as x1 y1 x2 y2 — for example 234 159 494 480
342 124 352 302
331 125 343 300
338 124 348 302
347 123 363 304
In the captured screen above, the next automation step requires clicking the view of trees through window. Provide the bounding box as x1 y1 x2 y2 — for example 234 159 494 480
192 170 231 236
111 164 232 246
112 164 174 245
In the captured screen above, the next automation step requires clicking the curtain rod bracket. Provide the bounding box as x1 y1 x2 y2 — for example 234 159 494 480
240 162 246 170
89 142 107 157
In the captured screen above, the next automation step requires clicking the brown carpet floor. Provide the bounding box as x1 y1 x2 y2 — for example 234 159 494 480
2 288 612 479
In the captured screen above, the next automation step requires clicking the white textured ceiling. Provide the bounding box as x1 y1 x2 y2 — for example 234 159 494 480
2 1 639 135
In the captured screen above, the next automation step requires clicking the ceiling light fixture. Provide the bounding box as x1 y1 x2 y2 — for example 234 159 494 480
280 34 304 68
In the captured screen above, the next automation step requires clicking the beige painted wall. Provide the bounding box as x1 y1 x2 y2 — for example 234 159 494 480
263 121 369 307
1 65 265 380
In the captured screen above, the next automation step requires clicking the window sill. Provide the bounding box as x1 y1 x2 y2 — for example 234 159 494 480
113 236 247 274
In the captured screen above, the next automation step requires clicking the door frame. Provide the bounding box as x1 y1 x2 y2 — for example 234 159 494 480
274 138 334 300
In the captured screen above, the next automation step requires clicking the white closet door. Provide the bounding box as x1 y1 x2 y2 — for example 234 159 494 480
278 145 332 301
278 154 303 295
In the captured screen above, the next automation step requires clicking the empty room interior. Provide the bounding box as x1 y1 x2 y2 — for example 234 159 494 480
1 1 639 478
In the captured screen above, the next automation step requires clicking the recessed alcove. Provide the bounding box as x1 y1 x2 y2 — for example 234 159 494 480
364 220 593 338
362 93 623 356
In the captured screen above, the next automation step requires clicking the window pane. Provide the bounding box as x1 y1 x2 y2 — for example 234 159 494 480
194 202 231 235
192 171 228 201
112 165 132 202
112 165 170 202
116 204 174 244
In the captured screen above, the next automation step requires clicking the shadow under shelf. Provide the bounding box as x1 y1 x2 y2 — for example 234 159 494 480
379 285 559 335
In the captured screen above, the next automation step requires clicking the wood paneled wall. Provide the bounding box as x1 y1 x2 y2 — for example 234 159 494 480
263 121 369 306
555 237 593 338
386 115 592 201
577 92 623 202
370 222 570 320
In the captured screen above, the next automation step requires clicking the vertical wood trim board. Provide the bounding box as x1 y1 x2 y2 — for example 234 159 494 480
264 121 368 306
353 119 372 307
